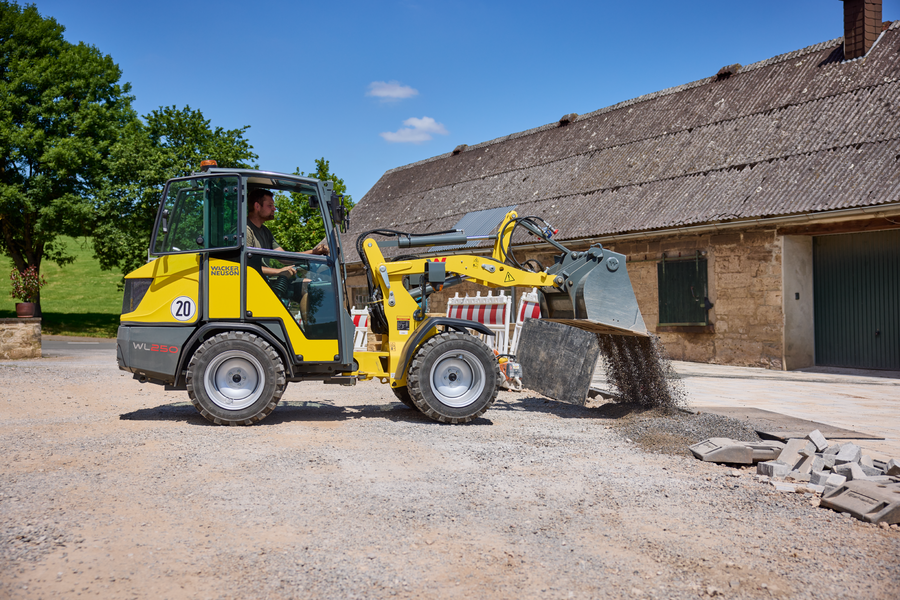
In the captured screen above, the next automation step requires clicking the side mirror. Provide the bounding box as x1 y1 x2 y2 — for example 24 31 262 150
330 192 349 233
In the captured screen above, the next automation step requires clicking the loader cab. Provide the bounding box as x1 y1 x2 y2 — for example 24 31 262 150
146 169 355 372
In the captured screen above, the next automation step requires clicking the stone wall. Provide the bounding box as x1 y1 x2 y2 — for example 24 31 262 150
604 229 783 369
0 318 42 360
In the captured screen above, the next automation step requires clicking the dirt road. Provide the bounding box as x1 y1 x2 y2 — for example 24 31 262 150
1 351 898 599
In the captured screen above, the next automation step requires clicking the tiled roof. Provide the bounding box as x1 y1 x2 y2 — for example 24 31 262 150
343 24 900 256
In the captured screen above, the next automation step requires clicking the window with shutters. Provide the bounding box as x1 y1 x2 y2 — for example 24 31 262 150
657 256 711 326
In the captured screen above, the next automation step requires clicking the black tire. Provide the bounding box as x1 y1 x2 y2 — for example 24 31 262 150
407 332 501 424
391 386 417 410
186 331 286 425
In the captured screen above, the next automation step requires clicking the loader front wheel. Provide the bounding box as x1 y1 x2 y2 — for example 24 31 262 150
186 332 286 425
407 332 500 423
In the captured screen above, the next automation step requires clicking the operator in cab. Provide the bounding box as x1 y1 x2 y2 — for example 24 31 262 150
246 188 329 278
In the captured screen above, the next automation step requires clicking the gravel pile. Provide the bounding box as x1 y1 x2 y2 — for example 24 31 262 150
611 406 762 457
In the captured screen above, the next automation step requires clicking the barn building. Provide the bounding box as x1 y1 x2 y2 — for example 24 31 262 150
342 1 900 371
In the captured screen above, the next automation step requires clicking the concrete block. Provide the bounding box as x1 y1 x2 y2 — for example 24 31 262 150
820 454 837 469
777 439 816 467
834 443 862 465
690 438 752 464
806 429 828 452
824 444 841 456
806 483 826 494
820 480 900 524
792 453 815 475
860 463 884 477
833 463 868 481
786 471 810 482
771 481 797 493
887 459 900 477
810 471 831 486
689 438 783 465
861 454 874 468
757 461 791 479
825 473 847 487
811 456 826 473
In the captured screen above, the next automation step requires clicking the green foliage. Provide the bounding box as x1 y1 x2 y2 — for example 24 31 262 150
9 264 45 302
268 158 354 253
93 105 257 276
0 1 137 306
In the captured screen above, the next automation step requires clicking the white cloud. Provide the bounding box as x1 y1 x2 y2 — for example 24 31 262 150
366 81 419 100
380 116 449 143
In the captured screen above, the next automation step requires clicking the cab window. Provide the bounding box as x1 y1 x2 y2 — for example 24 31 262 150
153 176 240 254
253 253 339 340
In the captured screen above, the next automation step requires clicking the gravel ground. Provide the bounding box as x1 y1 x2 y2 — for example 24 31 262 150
1 353 898 600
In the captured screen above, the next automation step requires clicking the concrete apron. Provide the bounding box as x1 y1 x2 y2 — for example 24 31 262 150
593 360 900 461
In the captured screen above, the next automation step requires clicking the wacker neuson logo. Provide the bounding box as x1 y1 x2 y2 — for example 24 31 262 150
211 265 239 276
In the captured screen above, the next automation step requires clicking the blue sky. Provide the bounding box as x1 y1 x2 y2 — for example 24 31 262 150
32 0 900 201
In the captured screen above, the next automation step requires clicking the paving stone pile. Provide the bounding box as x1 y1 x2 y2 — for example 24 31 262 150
690 430 900 525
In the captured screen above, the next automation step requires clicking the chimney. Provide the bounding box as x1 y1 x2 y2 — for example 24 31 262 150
842 0 882 59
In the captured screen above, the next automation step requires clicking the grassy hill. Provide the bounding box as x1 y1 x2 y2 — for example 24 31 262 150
1 237 123 338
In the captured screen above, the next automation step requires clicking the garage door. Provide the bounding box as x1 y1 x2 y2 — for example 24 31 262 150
813 229 900 370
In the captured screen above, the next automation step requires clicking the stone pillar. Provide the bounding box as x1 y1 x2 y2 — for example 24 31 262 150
0 318 42 359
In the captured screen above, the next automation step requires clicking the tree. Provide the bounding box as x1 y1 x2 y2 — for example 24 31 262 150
92 106 257 276
268 158 354 253
0 1 137 311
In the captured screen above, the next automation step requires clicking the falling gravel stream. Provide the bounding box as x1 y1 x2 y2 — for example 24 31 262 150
597 334 688 410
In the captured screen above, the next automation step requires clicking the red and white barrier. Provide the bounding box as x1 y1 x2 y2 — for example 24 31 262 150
446 291 512 355
510 287 541 355
350 306 370 352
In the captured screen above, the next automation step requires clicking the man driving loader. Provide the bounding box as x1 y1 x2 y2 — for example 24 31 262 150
246 188 329 269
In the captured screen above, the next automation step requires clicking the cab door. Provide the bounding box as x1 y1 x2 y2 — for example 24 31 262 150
244 248 343 363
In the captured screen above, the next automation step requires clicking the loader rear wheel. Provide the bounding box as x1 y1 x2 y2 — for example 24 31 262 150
407 332 501 424
391 386 417 410
186 332 286 425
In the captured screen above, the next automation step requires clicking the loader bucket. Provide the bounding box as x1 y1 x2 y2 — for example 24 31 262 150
539 248 648 338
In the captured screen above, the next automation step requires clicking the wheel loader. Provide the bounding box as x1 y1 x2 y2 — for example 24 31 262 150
116 164 648 425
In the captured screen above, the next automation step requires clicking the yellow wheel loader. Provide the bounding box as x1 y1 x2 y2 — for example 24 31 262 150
117 165 648 425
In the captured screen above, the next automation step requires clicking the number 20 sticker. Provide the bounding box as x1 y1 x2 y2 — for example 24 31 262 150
170 296 197 321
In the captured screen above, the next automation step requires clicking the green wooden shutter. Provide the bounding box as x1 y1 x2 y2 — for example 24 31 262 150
658 257 709 326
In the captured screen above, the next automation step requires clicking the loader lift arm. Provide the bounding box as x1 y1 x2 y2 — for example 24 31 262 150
350 211 647 414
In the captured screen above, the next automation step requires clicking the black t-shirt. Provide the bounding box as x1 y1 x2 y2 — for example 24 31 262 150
247 221 278 250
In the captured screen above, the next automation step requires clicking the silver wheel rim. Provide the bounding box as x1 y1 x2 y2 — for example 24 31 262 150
429 349 485 408
204 350 265 411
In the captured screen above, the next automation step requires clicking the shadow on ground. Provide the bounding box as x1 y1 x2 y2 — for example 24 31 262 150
493 394 652 420
119 400 494 426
